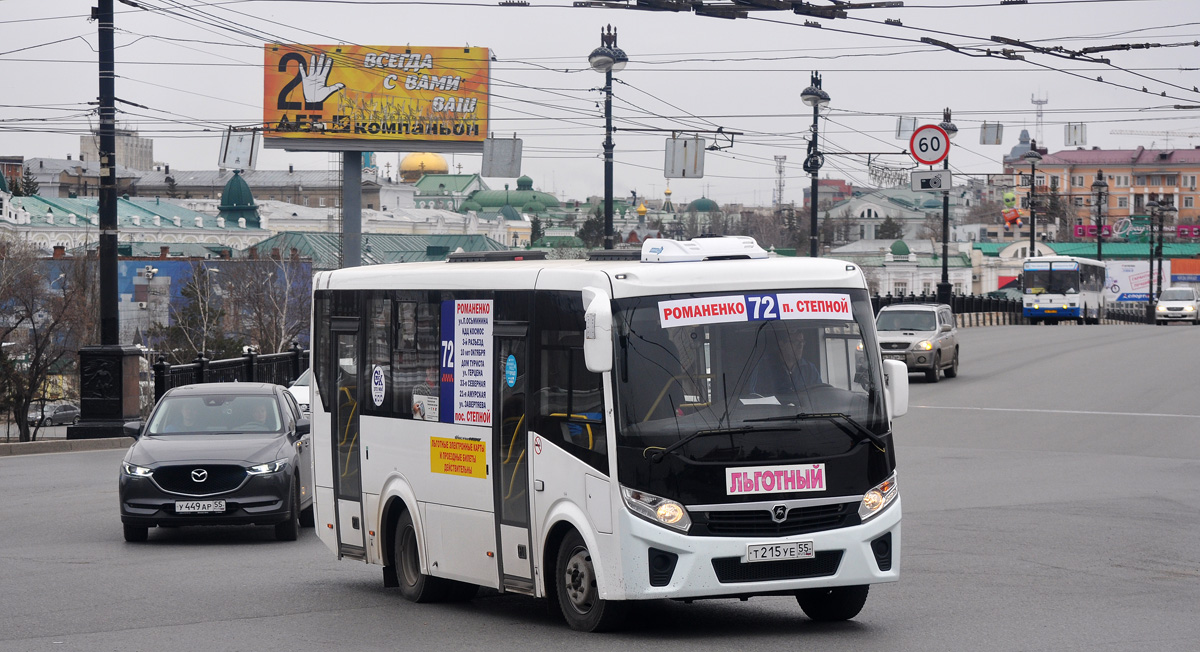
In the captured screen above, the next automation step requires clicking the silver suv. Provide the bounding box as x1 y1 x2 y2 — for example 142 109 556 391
875 303 959 383
1154 286 1200 325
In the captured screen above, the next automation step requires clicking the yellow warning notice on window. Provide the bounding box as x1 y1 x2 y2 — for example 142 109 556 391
430 437 487 479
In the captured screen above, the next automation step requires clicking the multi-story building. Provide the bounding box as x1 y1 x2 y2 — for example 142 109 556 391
80 128 155 171
1002 134 1200 235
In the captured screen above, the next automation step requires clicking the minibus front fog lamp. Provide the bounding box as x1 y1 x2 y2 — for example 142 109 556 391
858 474 898 522
621 486 691 532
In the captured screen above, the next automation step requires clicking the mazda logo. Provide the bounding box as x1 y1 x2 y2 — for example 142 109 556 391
771 505 788 523
191 468 208 483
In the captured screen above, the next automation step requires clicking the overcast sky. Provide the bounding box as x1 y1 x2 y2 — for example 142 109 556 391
4 0 1197 207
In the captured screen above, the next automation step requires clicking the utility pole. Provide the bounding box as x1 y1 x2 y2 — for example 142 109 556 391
69 0 144 439
99 0 117 345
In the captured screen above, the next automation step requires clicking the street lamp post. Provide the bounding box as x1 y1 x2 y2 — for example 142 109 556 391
937 108 958 305
589 25 628 250
1156 202 1176 315
1091 169 1108 262
1022 141 1043 258
801 72 830 258
1146 200 1159 322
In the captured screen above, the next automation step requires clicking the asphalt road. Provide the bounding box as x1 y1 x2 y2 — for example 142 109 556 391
2 323 1198 651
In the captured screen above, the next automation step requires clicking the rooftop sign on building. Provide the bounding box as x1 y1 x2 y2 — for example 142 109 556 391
262 45 490 153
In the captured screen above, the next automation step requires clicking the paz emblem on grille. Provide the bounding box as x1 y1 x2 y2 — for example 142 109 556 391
191 468 208 483
771 504 788 523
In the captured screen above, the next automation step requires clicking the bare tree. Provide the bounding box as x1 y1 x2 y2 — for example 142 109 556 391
967 199 1004 225
223 256 313 353
0 236 97 442
148 262 244 364
918 212 944 241
740 210 788 249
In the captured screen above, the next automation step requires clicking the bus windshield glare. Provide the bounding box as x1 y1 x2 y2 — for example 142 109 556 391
612 289 886 463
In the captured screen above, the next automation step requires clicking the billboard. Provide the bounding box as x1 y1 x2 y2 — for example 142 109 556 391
263 45 489 152
1104 260 1171 302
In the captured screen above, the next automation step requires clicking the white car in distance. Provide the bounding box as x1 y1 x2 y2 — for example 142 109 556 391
285 369 311 415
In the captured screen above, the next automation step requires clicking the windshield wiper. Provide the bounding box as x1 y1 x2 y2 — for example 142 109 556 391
648 426 754 463
742 412 888 450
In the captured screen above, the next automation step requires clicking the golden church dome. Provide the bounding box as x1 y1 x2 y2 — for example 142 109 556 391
399 152 449 183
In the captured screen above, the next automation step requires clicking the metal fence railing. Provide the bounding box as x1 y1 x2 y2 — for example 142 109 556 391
869 292 1149 325
153 342 309 403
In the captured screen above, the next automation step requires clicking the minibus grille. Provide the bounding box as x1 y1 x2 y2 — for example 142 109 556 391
153 465 247 495
692 502 858 537
711 550 843 583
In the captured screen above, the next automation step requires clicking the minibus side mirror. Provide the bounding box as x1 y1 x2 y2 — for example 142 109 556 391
582 286 613 373
882 359 909 420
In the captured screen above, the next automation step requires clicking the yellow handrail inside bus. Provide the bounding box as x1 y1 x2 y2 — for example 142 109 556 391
502 414 525 464
338 386 359 478
504 449 526 500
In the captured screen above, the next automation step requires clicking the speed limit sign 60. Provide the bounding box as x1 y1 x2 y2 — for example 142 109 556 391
909 124 950 166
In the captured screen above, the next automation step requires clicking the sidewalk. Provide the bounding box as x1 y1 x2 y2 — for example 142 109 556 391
0 436 132 457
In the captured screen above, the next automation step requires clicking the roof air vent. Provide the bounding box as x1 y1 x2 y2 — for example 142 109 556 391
640 236 768 263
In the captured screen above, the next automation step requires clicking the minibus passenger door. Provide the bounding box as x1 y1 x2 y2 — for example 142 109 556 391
493 324 534 591
331 324 366 558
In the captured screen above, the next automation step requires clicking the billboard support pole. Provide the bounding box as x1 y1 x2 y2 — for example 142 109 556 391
342 153 362 268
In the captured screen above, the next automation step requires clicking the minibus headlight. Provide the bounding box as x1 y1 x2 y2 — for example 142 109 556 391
1033 304 1040 309
858 474 898 522
247 458 288 475
915 340 933 351
122 462 153 477
621 486 691 532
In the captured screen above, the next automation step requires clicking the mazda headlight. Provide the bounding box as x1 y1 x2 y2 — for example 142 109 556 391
915 340 933 351
247 458 288 475
858 474 898 522
621 486 691 532
122 462 153 477
1185 306 1197 312
1157 305 1168 312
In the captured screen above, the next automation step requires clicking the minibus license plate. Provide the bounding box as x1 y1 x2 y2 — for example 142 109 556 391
176 500 225 513
747 540 814 563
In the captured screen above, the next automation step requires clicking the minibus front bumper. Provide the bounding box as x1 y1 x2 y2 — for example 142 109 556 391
613 495 901 601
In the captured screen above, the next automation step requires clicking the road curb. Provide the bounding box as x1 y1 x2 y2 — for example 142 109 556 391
0 437 133 457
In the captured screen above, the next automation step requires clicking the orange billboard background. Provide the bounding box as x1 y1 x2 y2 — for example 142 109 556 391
263 45 489 147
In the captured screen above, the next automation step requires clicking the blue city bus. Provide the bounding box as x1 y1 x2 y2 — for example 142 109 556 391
1022 255 1107 325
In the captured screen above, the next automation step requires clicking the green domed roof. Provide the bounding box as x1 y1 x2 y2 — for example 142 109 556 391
890 240 910 256
465 177 560 211
217 171 259 226
460 200 483 213
0 173 9 194
922 198 941 209
686 197 720 213
522 200 546 213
